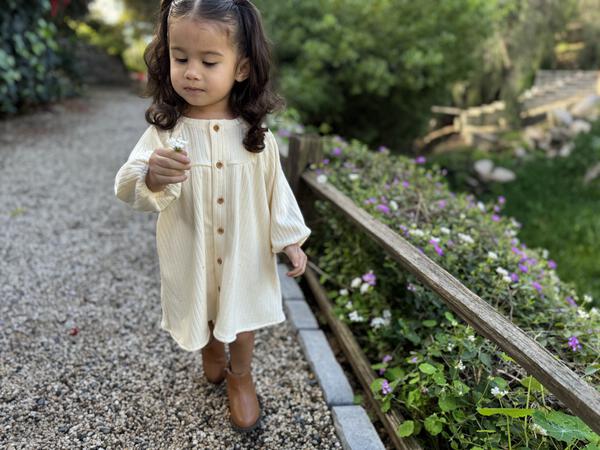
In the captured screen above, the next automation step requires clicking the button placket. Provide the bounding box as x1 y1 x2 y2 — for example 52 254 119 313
211 121 225 286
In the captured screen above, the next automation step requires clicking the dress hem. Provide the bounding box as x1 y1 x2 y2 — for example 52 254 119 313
160 313 287 352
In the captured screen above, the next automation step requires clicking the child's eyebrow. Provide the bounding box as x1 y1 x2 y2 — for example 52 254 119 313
170 46 224 56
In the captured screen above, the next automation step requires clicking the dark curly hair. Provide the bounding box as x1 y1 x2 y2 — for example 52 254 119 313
142 0 285 153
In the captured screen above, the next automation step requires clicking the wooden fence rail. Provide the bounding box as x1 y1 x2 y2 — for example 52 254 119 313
282 133 600 436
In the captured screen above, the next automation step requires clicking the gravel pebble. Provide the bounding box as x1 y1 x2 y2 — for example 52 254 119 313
0 86 343 449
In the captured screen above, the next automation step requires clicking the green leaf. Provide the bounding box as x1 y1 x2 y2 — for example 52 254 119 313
583 444 600 450
422 319 437 328
424 413 445 436
499 352 515 363
477 408 534 418
439 394 460 412
419 363 437 374
532 410 598 444
397 420 415 437
519 376 545 393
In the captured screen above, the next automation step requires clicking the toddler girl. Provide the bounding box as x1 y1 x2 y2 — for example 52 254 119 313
114 0 311 433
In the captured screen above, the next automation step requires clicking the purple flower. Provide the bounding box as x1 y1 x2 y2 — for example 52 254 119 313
378 145 389 153
438 200 447 209
383 354 393 363
519 264 529 273
429 239 444 256
376 204 390 214
566 296 578 307
510 273 519 283
410 356 418 363
512 246 524 257
493 205 501 212
402 181 410 188
568 336 582 351
492 214 500 222
392 176 400 185
362 270 377 286
331 147 342 156
322 158 330 165
364 197 378 205
415 156 426 164
532 281 543 293
378 368 386 375
498 196 506 204
381 380 393 395
548 260 557 269
380 195 388 203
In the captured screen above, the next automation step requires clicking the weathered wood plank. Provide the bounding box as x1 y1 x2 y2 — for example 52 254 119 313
300 169 600 434
303 266 422 450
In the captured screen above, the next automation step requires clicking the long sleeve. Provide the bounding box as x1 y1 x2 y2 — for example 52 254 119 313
114 125 182 212
264 130 311 254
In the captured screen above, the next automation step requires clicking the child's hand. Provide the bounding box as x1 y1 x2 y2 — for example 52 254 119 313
284 244 307 277
146 148 192 192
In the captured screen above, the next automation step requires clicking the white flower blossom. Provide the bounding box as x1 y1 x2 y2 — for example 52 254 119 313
496 267 509 276
440 227 451 235
348 310 366 322
345 301 353 309
458 233 474 244
339 288 349 296
530 423 547 436
409 229 425 237
447 343 455 351
459 213 466 220
502 275 512 283
360 282 371 294
382 309 391 320
455 360 465 371
491 386 508 398
348 173 359 181
351 277 362 288
389 200 398 211
316 174 328 184
370 317 387 329
477 201 486 211
487 251 498 260
578 309 590 320
467 335 476 342
590 307 598 316
584 294 593 304
430 236 440 243
167 136 188 151
542 249 549 259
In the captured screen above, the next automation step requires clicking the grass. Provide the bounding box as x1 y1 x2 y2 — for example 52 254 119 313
426 121 600 305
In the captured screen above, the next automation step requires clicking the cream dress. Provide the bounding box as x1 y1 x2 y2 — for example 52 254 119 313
114 116 311 351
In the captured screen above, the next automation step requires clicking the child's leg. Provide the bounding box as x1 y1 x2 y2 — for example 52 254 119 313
201 320 228 384
228 330 255 374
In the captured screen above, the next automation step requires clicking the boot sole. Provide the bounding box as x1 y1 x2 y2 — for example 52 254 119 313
230 394 263 433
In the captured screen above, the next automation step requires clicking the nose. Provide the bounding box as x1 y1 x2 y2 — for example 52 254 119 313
184 61 202 81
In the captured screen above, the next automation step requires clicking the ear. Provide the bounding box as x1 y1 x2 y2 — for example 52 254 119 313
235 57 250 82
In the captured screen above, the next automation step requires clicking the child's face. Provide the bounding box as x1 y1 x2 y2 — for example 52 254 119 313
168 17 249 118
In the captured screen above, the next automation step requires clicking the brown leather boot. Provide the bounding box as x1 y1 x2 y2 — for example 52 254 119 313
225 362 262 432
201 339 228 385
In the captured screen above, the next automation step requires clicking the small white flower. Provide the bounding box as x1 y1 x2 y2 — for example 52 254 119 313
430 236 440 243
589 307 598 316
345 300 353 309
542 249 549 259
477 201 486 211
168 136 188 151
382 309 391 320
458 233 474 244
389 200 398 211
491 386 508 398
360 282 371 294
339 288 349 296
455 360 465 371
487 251 498 260
578 309 590 320
502 275 512 283
370 317 386 329
583 294 593 304
348 173 359 181
409 229 425 237
447 343 455 351
530 423 547 436
316 174 328 184
467 335 476 342
348 310 366 322
510 218 521 228
496 267 509 276
440 227 451 235
351 277 362 288
459 213 466 220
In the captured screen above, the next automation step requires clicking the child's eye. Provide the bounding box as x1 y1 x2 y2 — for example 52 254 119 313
203 62 217 67
175 58 187 64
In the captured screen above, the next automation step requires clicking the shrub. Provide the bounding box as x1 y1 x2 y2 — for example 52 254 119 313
300 134 600 448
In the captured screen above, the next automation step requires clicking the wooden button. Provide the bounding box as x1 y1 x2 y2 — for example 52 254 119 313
213 124 220 131
217 197 224 204
217 227 224 234
216 161 223 169
217 257 222 264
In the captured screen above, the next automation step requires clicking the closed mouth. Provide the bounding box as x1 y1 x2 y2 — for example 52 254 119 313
185 87 205 92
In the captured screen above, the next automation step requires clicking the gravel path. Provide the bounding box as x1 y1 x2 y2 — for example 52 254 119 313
0 86 343 449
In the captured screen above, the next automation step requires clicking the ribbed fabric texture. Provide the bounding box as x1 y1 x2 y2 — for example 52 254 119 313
114 117 311 351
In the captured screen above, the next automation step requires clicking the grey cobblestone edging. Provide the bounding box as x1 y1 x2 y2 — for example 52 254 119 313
277 261 386 450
